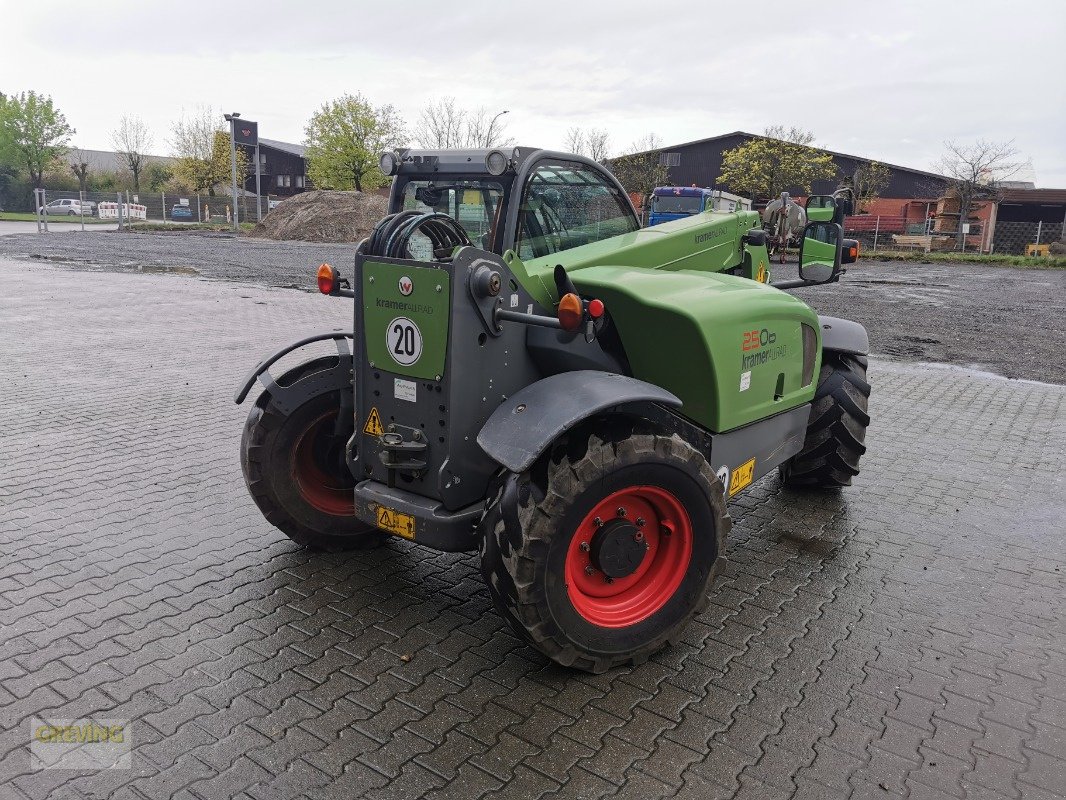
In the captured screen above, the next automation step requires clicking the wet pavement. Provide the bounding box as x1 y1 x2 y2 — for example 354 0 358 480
1 260 1064 799
1 230 1063 384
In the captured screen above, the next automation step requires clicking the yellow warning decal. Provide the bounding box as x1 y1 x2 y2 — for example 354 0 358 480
375 505 416 539
728 457 756 496
363 407 384 436
756 263 768 283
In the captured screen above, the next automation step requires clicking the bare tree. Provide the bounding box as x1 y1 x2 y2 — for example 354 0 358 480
413 98 467 149
936 139 1025 247
111 115 154 191
466 107 512 148
69 147 91 193
413 99 511 149
607 133 668 204
564 127 610 162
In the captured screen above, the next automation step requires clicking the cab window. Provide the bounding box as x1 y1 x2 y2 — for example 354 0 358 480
400 179 506 255
517 161 637 260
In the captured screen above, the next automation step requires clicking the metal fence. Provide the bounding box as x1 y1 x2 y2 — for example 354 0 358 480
28 188 278 232
841 215 991 254
990 221 1064 256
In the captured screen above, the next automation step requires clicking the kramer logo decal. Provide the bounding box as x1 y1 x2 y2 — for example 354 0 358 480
728 458 756 496
398 276 413 296
695 228 727 245
741 328 788 369
375 298 434 314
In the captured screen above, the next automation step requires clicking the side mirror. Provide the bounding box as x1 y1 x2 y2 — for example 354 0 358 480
804 195 836 223
798 221 843 283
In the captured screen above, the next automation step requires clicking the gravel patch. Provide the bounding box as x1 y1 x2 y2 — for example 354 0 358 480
2 230 1063 383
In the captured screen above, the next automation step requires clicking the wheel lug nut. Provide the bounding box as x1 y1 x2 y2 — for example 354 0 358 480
616 507 626 517
604 576 614 584
579 542 590 552
636 517 646 527
584 565 595 576
593 517 603 527
634 531 644 542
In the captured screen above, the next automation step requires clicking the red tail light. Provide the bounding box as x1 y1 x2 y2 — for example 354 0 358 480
317 263 338 294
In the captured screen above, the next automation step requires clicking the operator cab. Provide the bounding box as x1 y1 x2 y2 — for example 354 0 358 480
381 147 639 260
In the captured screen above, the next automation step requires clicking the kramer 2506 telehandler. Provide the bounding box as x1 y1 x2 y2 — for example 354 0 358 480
235 147 870 672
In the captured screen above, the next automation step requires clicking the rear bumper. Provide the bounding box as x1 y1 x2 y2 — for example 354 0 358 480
353 480 482 552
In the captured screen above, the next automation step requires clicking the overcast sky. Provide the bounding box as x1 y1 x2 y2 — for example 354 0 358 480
3 0 1064 184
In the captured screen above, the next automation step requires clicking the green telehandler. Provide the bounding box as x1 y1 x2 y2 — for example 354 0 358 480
235 147 870 672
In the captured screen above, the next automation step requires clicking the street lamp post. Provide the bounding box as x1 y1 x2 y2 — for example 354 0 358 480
224 112 241 231
487 110 509 147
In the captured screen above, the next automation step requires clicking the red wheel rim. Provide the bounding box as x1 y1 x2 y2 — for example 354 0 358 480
291 412 355 516
564 486 694 628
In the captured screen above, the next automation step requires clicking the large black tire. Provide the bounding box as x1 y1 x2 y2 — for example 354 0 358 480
479 424 730 673
240 357 382 551
780 351 871 488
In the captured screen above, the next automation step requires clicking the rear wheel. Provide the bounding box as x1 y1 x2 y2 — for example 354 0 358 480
480 425 730 673
780 351 870 488
240 357 382 551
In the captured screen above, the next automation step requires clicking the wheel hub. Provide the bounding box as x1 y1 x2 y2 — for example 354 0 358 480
589 520 648 579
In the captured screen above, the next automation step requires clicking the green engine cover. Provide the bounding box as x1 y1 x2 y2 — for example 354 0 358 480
571 267 821 433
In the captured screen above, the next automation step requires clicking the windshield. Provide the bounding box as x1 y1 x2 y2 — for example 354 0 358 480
400 179 506 255
651 195 703 214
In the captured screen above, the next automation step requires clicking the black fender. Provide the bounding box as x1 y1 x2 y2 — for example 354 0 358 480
233 332 353 415
818 316 869 356
476 370 682 473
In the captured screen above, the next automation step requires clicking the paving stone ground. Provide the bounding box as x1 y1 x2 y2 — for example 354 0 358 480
1 260 1064 800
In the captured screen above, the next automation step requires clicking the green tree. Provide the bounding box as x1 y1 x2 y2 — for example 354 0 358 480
0 91 75 188
718 126 837 201
304 93 406 191
851 161 891 213
170 105 221 194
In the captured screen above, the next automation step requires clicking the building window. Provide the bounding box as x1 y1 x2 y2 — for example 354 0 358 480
295 175 305 188
277 175 291 188
259 153 267 165
659 152 680 167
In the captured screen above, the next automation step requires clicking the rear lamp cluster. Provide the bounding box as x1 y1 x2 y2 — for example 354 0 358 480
317 263 338 294
557 293 605 332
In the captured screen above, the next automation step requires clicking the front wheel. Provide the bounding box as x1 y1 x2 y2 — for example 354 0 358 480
240 357 382 551
780 351 871 488
480 425 730 673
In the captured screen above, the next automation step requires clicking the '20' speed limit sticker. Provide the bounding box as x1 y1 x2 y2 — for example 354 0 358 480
386 317 423 366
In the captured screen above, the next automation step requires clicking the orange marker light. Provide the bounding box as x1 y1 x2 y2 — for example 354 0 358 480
317 263 337 294
557 292 584 332
849 245 859 260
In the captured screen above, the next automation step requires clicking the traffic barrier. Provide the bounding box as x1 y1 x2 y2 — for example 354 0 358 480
97 202 147 221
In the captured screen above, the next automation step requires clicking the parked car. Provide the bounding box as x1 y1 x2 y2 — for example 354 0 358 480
39 198 96 217
171 204 194 220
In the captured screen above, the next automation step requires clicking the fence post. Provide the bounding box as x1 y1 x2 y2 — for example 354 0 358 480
40 188 50 233
1035 221 1042 245
117 192 124 230
196 194 202 223
161 191 166 225
873 216 880 252
80 190 85 232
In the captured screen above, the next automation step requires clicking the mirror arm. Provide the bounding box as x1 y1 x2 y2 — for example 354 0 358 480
770 279 821 290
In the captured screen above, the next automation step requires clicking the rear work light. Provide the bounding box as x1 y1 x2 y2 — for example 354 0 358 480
317 263 339 295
